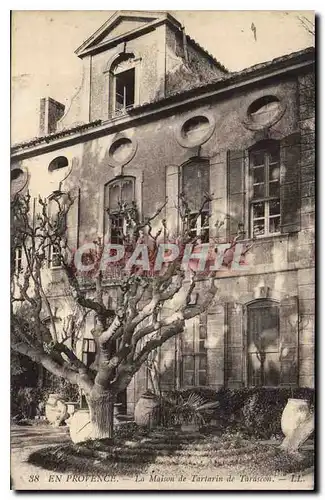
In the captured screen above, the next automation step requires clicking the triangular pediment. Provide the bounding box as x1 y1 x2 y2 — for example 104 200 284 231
75 11 180 57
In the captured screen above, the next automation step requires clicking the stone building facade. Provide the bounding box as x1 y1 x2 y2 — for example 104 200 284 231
11 11 315 414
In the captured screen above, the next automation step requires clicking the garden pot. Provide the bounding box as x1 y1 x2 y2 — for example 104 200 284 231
134 393 159 428
45 394 68 427
69 410 92 444
281 398 310 438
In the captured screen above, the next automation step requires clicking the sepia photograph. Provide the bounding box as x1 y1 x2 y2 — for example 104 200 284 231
10 9 315 490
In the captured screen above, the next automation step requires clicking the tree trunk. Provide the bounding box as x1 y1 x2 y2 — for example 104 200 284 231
87 390 116 440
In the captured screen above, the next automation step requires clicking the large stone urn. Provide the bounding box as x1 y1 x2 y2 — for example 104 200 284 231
45 394 68 427
134 392 159 428
281 398 310 438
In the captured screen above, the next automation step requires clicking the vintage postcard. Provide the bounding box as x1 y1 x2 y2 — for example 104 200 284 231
11 10 315 490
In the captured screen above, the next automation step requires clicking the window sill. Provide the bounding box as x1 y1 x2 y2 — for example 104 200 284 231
250 233 289 244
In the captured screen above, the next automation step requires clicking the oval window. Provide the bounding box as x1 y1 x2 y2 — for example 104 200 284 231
109 138 133 164
11 168 24 181
248 96 281 127
177 113 215 148
182 116 210 141
48 156 69 173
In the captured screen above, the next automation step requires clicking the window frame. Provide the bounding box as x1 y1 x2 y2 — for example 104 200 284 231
14 246 23 273
82 338 96 368
113 67 135 116
49 243 62 270
246 299 280 387
249 143 281 239
104 176 136 245
109 55 139 118
180 158 211 243
181 315 208 388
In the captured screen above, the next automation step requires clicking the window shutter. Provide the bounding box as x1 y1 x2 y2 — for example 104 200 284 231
66 187 80 251
280 133 301 233
206 304 225 388
279 295 299 386
226 302 243 388
227 150 246 239
165 165 179 238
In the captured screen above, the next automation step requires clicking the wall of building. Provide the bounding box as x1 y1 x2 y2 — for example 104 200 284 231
165 26 226 97
15 66 315 413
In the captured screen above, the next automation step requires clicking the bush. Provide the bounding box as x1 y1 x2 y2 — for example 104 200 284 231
11 376 80 419
215 387 315 438
162 386 315 439
11 387 41 419
44 376 80 403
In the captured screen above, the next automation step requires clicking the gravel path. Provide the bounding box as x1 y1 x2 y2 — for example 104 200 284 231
11 424 70 490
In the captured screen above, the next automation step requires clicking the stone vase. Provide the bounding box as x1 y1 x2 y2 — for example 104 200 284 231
281 398 310 438
134 393 159 428
45 394 68 427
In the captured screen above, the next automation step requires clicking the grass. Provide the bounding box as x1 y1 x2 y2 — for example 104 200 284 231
27 425 314 478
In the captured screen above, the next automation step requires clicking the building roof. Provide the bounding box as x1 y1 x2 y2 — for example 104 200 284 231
11 46 314 156
132 46 315 111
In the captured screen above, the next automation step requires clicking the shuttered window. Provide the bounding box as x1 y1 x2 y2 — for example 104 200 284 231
227 133 301 239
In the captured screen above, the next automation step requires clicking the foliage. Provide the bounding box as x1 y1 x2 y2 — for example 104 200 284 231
11 373 80 419
215 387 315 438
44 374 80 402
153 391 211 427
161 386 315 438
11 387 41 419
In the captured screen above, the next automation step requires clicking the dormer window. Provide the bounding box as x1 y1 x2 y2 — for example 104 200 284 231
115 68 135 114
110 54 137 117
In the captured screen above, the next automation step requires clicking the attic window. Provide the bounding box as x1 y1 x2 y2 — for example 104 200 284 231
110 54 136 117
48 156 68 173
115 68 135 115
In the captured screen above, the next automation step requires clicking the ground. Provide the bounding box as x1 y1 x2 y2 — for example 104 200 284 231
11 424 314 491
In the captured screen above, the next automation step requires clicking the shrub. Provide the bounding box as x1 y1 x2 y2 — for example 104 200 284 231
215 387 315 438
44 376 80 403
11 376 80 419
161 386 315 438
11 387 41 419
153 391 215 427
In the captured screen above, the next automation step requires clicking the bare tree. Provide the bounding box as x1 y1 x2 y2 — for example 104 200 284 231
11 188 248 440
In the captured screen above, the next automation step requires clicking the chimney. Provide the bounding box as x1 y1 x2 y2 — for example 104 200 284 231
39 97 65 136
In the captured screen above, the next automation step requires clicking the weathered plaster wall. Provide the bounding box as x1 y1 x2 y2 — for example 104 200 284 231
165 26 226 97
17 68 315 411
